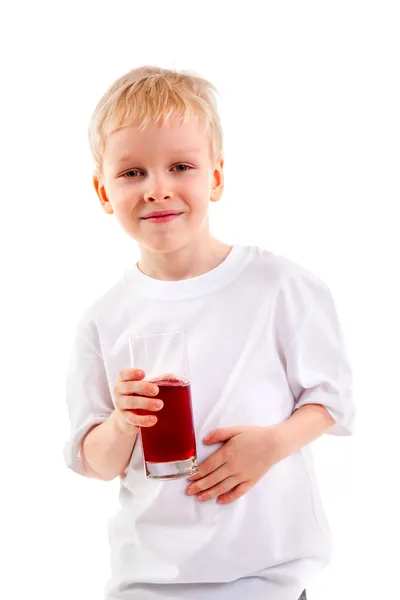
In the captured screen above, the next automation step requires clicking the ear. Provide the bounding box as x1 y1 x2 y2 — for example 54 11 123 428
93 172 114 215
210 157 224 203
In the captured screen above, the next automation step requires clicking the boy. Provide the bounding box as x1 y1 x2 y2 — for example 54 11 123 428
64 66 355 600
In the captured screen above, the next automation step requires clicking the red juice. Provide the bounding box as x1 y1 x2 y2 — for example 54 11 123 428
137 377 196 464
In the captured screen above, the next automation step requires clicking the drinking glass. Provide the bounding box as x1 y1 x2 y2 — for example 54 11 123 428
129 330 198 480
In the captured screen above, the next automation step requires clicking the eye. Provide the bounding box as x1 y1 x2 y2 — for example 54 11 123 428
172 164 192 172
123 170 141 178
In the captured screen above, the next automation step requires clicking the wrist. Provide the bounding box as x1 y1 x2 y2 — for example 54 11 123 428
110 410 139 438
261 424 291 464
270 422 294 462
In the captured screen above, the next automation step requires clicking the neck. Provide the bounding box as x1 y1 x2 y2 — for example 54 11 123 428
138 235 232 281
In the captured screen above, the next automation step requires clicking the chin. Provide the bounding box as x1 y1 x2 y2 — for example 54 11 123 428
140 237 190 254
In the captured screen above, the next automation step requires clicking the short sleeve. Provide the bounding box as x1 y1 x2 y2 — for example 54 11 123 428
277 268 355 436
63 315 114 476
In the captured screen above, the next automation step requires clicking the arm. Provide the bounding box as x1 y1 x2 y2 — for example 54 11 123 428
63 313 159 481
275 403 336 461
79 368 162 481
186 406 336 503
80 410 139 481
186 273 354 503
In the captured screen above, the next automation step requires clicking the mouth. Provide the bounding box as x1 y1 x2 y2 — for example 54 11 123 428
141 211 184 224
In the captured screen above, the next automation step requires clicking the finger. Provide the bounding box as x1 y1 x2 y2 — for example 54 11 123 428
187 447 226 482
119 368 145 381
117 394 164 412
216 481 253 504
187 464 232 496
203 426 243 445
195 475 240 502
122 410 158 428
119 379 159 397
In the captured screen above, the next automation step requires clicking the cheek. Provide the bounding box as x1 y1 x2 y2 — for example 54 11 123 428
110 187 139 214
184 181 212 210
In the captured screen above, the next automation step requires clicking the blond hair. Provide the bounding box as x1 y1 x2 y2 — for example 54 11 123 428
88 66 223 175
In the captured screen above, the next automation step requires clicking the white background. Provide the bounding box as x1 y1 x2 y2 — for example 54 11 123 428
1 1 399 598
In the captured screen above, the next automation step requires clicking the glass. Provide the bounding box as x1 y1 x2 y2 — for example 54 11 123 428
128 330 198 480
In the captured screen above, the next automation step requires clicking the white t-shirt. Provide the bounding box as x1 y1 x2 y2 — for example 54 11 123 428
64 245 355 600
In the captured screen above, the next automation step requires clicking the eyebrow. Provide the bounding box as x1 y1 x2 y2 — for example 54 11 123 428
116 148 202 164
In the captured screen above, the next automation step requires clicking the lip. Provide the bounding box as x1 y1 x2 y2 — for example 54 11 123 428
141 210 184 223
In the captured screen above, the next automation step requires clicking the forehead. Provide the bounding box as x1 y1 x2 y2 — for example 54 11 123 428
103 119 211 167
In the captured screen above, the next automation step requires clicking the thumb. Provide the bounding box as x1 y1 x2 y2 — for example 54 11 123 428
203 426 243 444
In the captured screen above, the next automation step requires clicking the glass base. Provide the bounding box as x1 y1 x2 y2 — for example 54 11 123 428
145 456 198 480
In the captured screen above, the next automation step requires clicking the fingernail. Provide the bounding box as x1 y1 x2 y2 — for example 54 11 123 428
155 400 163 408
151 386 158 395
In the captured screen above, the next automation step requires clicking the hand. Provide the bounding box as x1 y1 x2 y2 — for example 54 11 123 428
186 425 283 504
113 368 164 435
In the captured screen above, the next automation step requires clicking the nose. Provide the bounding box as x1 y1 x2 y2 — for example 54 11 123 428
143 174 173 203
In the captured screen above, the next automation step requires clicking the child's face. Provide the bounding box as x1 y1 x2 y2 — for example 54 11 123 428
94 118 223 254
